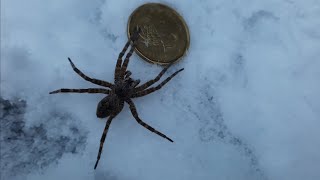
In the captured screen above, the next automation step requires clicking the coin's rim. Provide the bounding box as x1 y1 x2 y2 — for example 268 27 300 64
127 2 190 66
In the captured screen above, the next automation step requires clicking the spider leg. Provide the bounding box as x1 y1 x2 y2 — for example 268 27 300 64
119 44 136 79
115 27 141 83
115 39 131 83
135 63 172 92
131 68 184 98
68 58 113 88
49 88 110 94
119 27 141 79
94 115 114 169
126 99 173 142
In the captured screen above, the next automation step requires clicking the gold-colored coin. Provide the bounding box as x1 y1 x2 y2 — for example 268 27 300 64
127 3 190 65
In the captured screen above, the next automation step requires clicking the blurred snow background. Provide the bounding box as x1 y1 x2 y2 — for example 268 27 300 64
1 0 320 179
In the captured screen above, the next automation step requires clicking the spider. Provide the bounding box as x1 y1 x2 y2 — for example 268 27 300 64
49 27 184 169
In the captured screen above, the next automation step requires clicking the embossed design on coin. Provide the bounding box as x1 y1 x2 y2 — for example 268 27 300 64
128 3 190 65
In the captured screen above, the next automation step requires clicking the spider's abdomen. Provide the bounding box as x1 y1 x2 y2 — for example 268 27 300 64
96 95 123 118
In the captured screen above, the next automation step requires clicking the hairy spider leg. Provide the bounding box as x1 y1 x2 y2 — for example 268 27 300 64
132 68 184 98
115 40 131 83
120 27 141 79
115 27 141 83
126 99 173 142
119 44 136 79
94 115 114 169
68 58 113 88
134 63 173 92
49 88 110 94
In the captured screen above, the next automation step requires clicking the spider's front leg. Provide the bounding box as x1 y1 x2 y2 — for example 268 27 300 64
115 27 141 83
119 27 141 80
68 58 113 88
49 88 110 94
114 39 131 83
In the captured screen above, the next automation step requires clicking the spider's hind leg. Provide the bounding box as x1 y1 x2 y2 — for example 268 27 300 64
126 99 174 142
94 115 114 169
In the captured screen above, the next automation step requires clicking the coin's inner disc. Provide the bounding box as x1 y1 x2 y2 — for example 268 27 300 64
127 3 190 65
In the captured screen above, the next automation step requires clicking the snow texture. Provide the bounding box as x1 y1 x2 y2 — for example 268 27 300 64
0 97 87 178
1 0 320 180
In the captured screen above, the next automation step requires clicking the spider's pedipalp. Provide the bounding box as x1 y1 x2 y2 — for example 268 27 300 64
49 88 110 94
132 68 184 98
124 71 132 79
94 115 114 169
126 99 174 142
133 80 140 87
68 57 113 88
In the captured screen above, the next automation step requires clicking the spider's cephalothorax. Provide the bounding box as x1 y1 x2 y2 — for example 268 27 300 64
96 77 138 118
49 27 184 169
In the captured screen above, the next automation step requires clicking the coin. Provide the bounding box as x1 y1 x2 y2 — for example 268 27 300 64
127 3 190 65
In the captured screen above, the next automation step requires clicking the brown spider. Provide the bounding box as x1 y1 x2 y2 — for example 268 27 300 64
49 27 184 169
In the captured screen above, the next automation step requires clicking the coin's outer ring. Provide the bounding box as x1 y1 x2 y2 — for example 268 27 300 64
127 3 190 66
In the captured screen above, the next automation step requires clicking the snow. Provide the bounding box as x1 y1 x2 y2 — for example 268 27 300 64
1 0 320 179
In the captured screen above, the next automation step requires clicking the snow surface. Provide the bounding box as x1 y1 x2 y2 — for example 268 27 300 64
1 0 320 179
